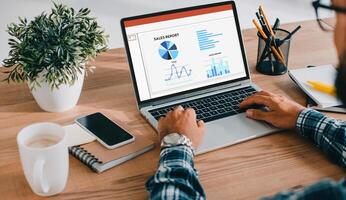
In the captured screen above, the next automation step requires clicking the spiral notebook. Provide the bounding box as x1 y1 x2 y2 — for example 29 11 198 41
69 133 154 173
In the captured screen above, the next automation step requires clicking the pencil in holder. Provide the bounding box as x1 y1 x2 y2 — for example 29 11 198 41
256 28 291 75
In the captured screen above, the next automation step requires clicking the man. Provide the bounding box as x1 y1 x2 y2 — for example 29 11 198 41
146 0 346 199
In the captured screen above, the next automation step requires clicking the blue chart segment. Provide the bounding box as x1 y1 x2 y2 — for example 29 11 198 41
159 41 179 60
196 30 223 51
165 64 192 82
206 57 230 78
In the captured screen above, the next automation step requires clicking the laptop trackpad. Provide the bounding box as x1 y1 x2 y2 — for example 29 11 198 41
196 114 278 154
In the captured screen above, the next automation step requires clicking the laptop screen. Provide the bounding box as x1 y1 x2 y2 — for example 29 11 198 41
122 2 248 102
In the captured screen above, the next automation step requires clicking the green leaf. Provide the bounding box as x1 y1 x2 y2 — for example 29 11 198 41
1 2 108 89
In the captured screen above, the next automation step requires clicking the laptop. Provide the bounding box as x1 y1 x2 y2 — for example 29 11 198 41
120 1 278 154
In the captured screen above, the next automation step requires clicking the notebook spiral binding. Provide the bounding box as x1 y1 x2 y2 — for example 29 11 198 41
69 146 102 172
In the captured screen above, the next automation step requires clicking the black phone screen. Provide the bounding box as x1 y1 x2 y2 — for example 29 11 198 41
76 112 134 146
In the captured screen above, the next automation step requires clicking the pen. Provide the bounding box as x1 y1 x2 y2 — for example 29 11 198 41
256 12 263 25
259 5 274 35
282 25 301 41
256 13 269 36
252 19 267 40
252 19 285 65
262 23 271 36
307 80 336 95
273 18 280 30
259 5 285 58
275 25 302 47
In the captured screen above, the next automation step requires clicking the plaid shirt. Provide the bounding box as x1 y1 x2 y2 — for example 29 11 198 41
146 109 346 199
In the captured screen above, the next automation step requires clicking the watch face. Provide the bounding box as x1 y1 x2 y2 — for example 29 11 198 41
164 133 181 144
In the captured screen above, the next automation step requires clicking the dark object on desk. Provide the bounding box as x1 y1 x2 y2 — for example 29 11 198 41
75 112 135 149
253 6 301 76
255 6 287 75
256 28 291 75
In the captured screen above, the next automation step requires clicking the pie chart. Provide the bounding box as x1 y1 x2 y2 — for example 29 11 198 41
159 41 178 60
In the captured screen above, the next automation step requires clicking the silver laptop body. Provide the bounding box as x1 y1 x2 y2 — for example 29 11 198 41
121 1 278 154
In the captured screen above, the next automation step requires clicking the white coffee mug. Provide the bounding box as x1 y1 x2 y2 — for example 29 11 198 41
17 122 69 196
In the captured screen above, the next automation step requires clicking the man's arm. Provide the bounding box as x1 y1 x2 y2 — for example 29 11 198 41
255 108 346 200
146 106 206 200
296 108 346 168
263 108 346 199
240 91 346 199
146 145 205 200
262 178 346 200
240 91 346 168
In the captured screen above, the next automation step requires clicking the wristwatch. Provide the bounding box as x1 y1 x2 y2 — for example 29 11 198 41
161 133 194 151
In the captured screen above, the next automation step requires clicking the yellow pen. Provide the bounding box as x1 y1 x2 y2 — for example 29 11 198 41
307 80 336 96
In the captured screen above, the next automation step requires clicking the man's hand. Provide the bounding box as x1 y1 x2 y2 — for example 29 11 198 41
239 91 305 129
157 106 205 149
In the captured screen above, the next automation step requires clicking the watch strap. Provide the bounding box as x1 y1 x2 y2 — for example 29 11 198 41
161 133 194 153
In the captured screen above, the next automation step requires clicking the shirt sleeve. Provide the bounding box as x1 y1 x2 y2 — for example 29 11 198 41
145 145 206 200
261 178 346 200
261 109 346 200
296 108 346 168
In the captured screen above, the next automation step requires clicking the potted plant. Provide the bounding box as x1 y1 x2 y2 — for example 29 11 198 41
1 3 108 112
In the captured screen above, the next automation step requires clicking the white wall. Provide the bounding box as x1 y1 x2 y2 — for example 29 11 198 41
0 0 332 62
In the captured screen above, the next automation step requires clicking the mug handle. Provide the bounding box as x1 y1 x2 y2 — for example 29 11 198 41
33 159 49 193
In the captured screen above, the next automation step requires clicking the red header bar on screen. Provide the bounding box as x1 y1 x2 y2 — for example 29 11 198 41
124 4 233 27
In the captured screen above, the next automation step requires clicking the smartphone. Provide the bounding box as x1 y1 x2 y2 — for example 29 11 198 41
75 112 135 149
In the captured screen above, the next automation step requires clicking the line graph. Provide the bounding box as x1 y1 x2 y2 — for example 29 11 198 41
165 64 192 82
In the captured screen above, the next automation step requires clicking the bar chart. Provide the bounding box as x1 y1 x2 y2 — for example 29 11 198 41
206 57 230 78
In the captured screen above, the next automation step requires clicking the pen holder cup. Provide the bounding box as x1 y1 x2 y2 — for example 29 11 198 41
256 28 291 75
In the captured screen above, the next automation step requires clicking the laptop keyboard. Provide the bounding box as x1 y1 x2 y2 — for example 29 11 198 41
148 86 257 123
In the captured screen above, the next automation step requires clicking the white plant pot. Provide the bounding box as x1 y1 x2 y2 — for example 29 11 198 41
28 69 85 112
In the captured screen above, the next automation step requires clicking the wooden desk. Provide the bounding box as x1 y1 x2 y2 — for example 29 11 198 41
1 19 345 200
